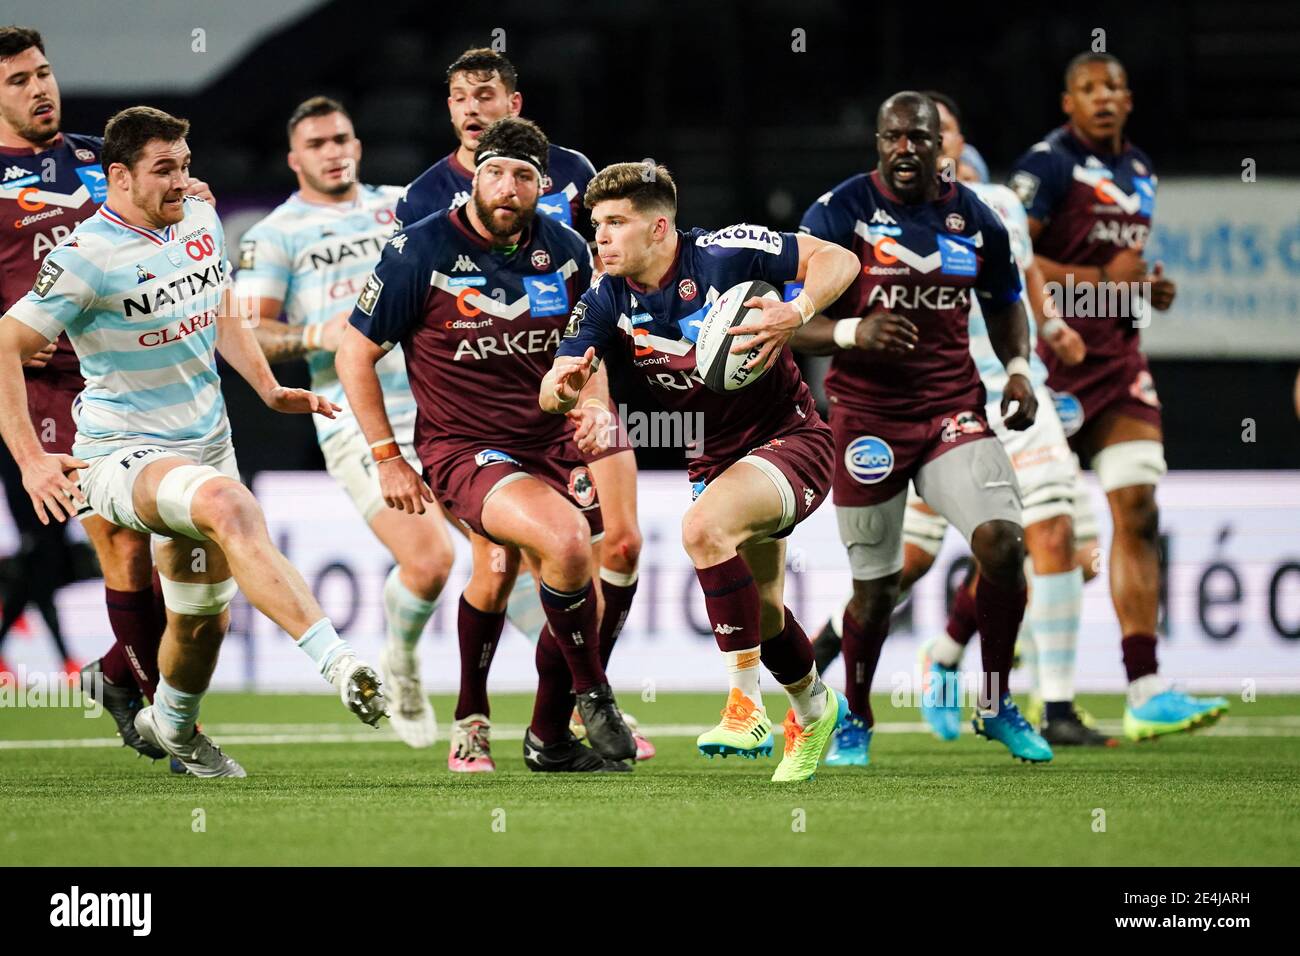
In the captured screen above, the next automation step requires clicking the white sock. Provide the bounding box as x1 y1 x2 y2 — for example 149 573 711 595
724 648 763 711
785 667 828 727
1031 568 1082 703
506 570 547 644
154 676 202 738
296 618 350 679
1017 619 1039 696
1128 673 1170 708
383 565 437 659
930 632 965 668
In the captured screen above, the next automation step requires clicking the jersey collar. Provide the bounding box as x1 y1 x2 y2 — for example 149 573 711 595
870 168 956 207
1063 123 1132 161
450 201 533 253
99 204 176 246
625 232 684 296
0 131 64 156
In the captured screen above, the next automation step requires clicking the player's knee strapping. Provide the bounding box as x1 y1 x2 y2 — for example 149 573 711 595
157 575 237 616
1090 440 1166 493
155 464 225 540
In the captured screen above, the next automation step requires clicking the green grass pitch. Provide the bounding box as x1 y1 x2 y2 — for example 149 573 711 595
2 691 1297 866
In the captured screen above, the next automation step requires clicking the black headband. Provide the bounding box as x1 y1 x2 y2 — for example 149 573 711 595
475 147 546 176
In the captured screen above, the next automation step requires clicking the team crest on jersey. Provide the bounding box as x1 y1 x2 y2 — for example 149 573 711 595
75 148 97 162
940 411 986 443
531 248 551 271
32 261 64 297
1132 159 1149 176
541 175 553 192
136 265 156 284
356 273 383 315
678 278 698 301
568 466 596 507
238 239 257 271
845 436 893 484
944 212 966 232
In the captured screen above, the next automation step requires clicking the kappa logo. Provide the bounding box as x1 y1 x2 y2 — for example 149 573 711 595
449 190 470 210
453 254 479 272
870 208 898 226
388 234 408 254
2 164 33 182
714 623 744 635
571 631 584 645
804 487 815 509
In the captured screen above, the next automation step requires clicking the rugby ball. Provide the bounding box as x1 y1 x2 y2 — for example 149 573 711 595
694 279 781 393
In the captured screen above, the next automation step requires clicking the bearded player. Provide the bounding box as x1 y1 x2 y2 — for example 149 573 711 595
339 117 637 773
791 91 1053 765
1010 53 1227 739
236 96 454 753
396 47 648 760
0 27 218 761
543 161 861 782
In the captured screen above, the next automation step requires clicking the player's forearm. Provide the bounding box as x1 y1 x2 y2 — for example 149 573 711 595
986 300 1032 369
1033 254 1102 288
1023 260 1050 333
577 362 612 410
539 366 570 414
799 245 859 315
336 330 395 444
216 314 279 401
253 319 312 365
0 341 44 467
789 314 841 355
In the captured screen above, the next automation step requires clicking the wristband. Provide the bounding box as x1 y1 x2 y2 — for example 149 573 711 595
792 290 816 325
581 399 608 413
1005 357 1031 380
301 324 323 350
1041 317 1068 338
832 317 862 349
370 438 401 463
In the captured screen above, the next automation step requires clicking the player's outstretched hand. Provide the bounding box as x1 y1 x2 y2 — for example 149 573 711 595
265 385 342 418
21 342 58 369
551 347 595 409
380 459 434 515
856 312 918 355
729 296 800 371
1147 261 1176 311
184 179 216 206
1001 373 1037 431
567 402 613 456
22 453 88 525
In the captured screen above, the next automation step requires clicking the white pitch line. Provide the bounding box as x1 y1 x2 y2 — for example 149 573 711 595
1 719 1297 750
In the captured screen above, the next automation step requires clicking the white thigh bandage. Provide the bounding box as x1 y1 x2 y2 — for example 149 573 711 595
158 575 237 616
155 464 225 540
902 485 950 557
738 454 797 532
1091 440 1167 493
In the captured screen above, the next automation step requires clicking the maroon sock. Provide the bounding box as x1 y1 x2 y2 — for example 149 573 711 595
947 577 979 647
974 575 1026 708
759 607 816 686
597 577 638 670
1121 632 1159 682
841 607 888 726
99 641 136 690
456 596 505 720
530 625 576 744
695 555 761 653
538 580 606 692
105 586 162 700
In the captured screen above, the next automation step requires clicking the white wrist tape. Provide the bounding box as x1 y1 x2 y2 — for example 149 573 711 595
792 290 816 325
1041 317 1068 338
301 325 323 350
1005 357 1032 380
833 318 862 349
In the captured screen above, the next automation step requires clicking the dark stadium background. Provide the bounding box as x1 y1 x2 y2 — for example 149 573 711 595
48 0 1300 476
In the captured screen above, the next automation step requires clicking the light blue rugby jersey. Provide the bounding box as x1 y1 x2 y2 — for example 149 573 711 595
235 185 415 442
8 197 232 459
964 182 1049 406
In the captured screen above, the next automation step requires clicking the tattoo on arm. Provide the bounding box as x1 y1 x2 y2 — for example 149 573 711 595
254 321 308 364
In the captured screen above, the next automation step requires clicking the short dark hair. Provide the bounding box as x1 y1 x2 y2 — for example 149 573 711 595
446 47 518 94
584 162 677 217
921 90 962 130
287 95 350 143
475 117 548 173
0 25 44 60
101 106 190 172
1064 52 1125 90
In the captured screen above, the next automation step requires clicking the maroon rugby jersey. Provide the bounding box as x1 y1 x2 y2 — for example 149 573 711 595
0 132 105 378
799 171 1021 418
348 204 593 464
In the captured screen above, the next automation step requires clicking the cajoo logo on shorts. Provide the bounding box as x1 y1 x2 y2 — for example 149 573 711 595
1052 390 1084 437
844 435 893 484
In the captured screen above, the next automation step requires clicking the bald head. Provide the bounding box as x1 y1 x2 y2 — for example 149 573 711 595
878 91 940 136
